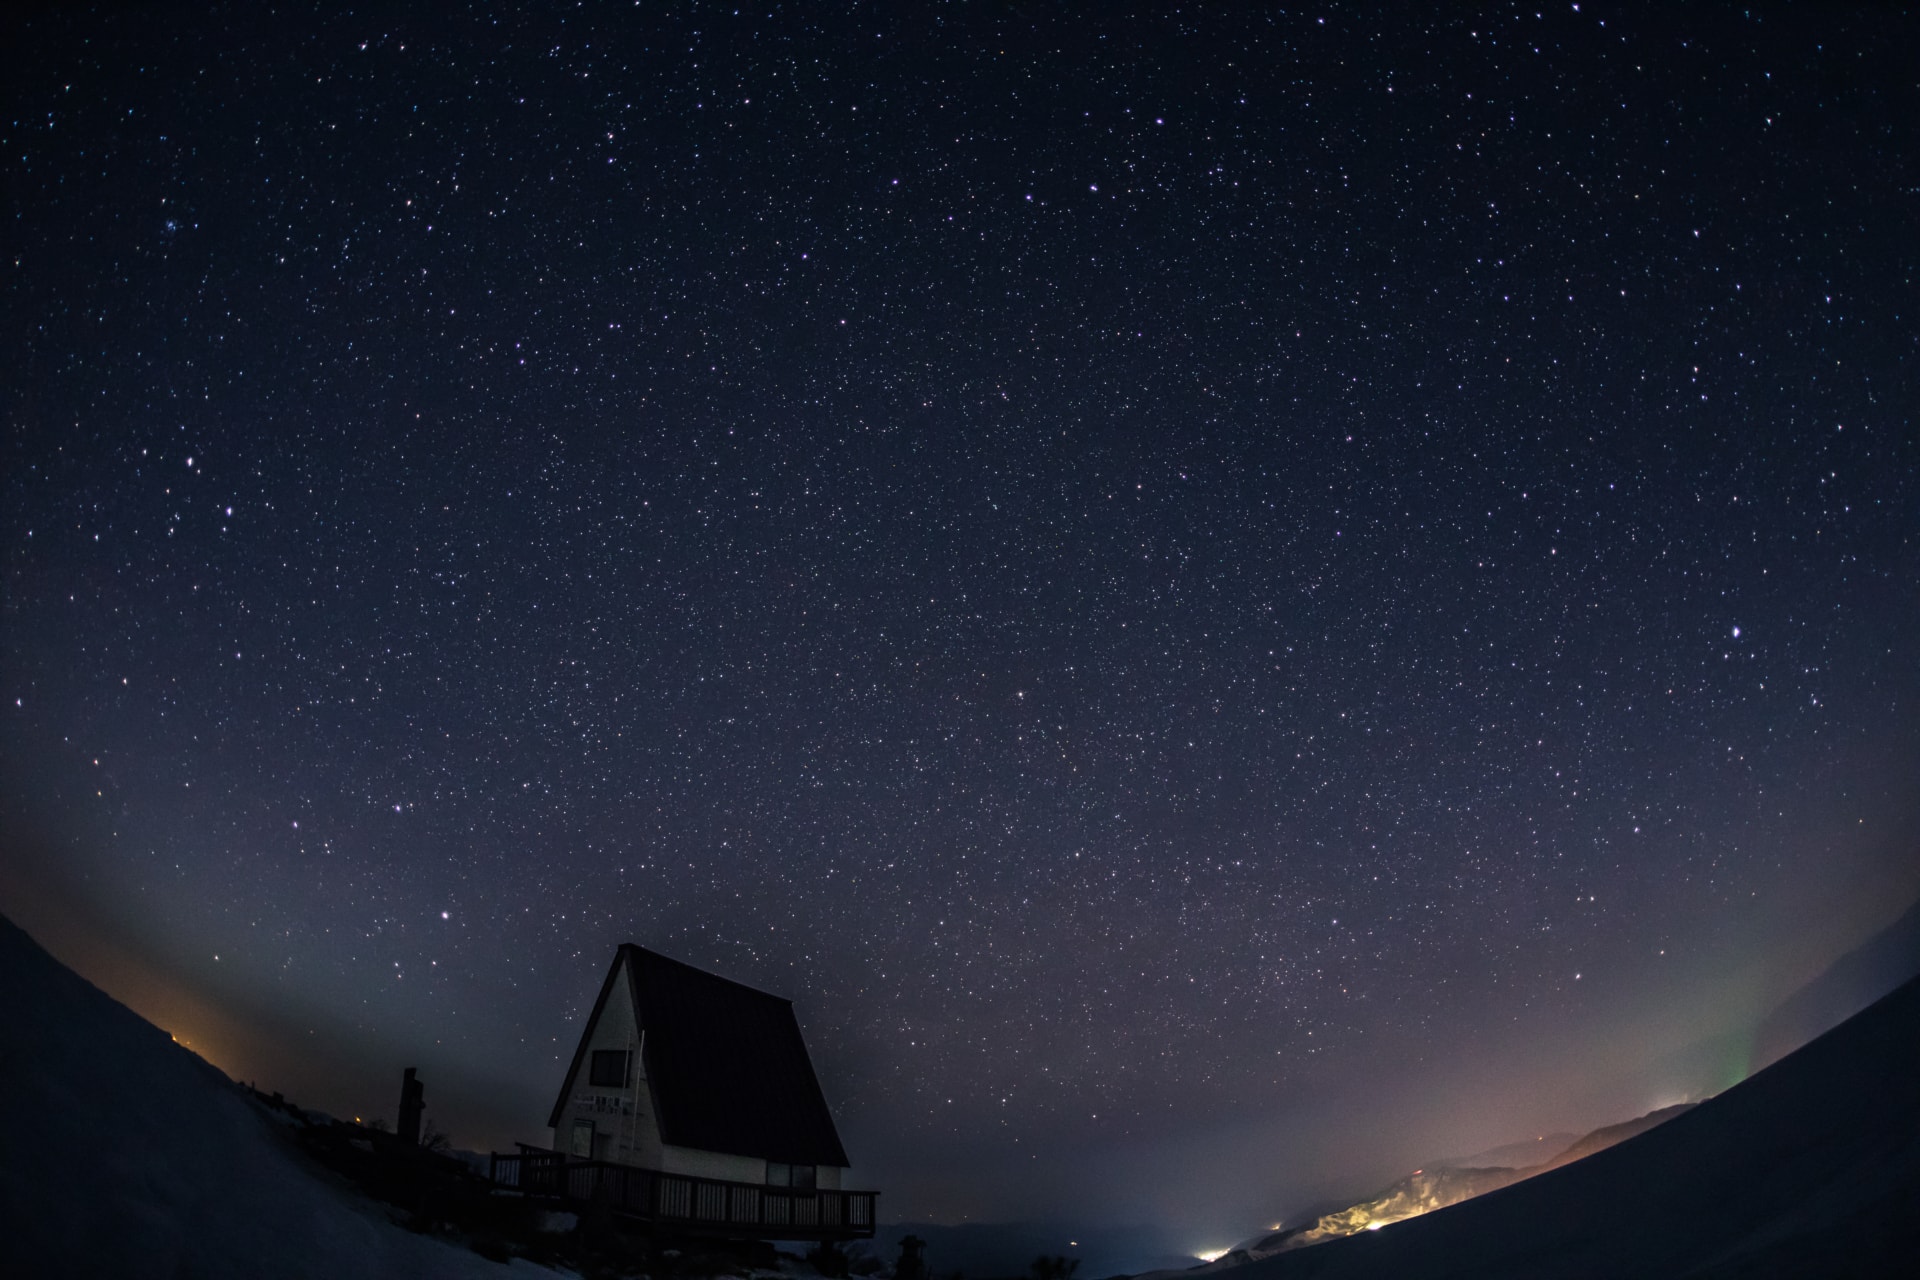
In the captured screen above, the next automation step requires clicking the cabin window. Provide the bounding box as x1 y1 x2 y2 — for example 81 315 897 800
767 1162 816 1189
570 1119 594 1159
589 1049 631 1088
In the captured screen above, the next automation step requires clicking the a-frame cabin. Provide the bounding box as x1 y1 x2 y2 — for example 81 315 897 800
548 945 853 1190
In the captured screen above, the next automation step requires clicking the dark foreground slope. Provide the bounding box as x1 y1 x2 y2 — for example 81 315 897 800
1240 975 1920 1279
0 914 554 1279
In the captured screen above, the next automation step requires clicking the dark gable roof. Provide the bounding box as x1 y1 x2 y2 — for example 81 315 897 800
548 945 851 1167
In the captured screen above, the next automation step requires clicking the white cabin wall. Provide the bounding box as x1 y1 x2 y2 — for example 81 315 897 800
659 1144 767 1183
551 961 665 1168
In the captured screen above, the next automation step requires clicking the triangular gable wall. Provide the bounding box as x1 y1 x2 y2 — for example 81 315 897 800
547 947 638 1129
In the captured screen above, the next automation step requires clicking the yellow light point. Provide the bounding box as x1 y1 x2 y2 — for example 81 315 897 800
1366 1222 1385 1232
1194 1251 1229 1264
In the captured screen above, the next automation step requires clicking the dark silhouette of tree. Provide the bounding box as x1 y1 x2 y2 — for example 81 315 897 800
894 1234 928 1280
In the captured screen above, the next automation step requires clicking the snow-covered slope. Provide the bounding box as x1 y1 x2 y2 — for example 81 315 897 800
1232 975 1920 1278
0 913 559 1279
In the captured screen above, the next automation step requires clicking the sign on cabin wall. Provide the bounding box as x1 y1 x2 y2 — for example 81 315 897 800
575 1092 631 1116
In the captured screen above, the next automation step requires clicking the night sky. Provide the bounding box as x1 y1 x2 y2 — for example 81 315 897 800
4 0 1917 1250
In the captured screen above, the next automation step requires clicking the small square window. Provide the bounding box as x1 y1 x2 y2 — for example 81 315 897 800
767 1162 790 1187
571 1119 595 1158
589 1049 630 1088
791 1163 817 1190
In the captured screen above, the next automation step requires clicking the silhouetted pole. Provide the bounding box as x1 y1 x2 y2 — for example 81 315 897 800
397 1067 425 1145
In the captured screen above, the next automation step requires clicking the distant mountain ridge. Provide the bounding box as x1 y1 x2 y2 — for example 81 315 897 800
1221 1104 1691 1260
1542 1103 1692 1168
1228 975 1920 1277
1753 896 1920 1070
1429 1133 1577 1172
1195 893 1920 1270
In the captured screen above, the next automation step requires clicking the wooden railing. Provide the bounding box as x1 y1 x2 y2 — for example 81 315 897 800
487 1151 877 1239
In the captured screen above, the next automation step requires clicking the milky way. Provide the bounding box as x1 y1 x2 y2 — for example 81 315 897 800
4 2 1916 1235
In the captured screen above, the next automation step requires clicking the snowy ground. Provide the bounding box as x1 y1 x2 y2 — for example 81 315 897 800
0 913 567 1279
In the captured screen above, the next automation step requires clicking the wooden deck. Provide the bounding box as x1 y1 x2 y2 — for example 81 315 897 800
487 1150 878 1240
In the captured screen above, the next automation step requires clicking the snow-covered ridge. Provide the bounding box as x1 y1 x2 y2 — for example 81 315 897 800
0 912 563 1279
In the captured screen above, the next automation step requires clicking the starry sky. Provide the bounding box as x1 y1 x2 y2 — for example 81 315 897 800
3 0 1917 1248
